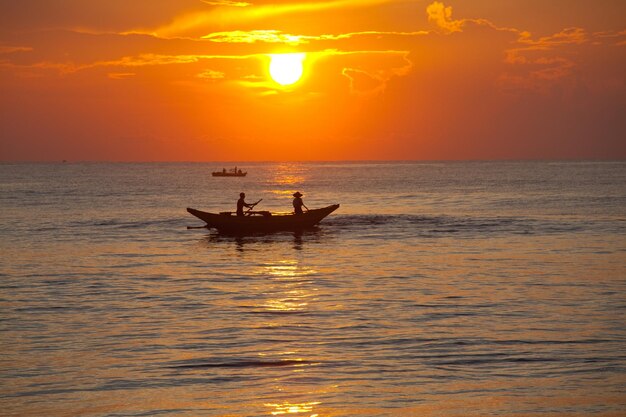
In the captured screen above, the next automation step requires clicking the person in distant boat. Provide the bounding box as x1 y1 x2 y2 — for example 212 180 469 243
236 192 255 216
292 192 308 215
222 168 226 173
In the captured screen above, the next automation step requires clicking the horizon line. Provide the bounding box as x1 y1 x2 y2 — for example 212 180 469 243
1 158 625 164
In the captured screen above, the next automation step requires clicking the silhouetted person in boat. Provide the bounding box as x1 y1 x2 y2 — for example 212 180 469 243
236 192 255 216
292 192 308 215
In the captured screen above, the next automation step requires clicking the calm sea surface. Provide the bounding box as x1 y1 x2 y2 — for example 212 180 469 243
1 161 625 416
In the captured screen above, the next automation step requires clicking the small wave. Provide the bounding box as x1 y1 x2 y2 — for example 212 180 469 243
67 218 184 229
168 359 316 369
324 214 613 236
242 310 308 315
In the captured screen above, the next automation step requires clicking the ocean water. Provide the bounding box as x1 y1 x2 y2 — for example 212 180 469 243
0 161 625 417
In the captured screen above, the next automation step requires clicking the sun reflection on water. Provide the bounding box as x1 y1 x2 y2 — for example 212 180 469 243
268 163 307 189
273 174 304 186
264 401 321 416
256 260 317 312
263 296 308 312
263 260 317 278
258 260 322 416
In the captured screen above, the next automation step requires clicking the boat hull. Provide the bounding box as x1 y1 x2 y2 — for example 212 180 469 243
212 172 247 177
187 204 339 233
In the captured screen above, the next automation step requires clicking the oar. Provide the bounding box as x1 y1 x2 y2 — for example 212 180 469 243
245 199 263 215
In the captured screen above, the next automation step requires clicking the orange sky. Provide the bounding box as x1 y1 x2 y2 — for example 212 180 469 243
1 0 625 161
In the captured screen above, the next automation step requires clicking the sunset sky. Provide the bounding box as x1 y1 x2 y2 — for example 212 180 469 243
1 0 625 161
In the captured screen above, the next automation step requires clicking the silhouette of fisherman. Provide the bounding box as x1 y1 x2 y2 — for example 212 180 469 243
236 192 255 216
292 191 308 215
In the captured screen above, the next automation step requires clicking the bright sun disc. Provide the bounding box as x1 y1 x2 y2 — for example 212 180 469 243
269 53 305 86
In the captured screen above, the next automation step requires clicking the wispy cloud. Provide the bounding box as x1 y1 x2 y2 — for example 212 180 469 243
424 2 624 94
520 27 588 49
150 0 407 38
502 27 595 87
335 50 413 96
197 69 225 79
3 0 622 100
0 45 33 54
593 29 626 46
91 53 259 71
200 0 251 6
202 29 428 45
107 72 136 79
0 52 257 77
203 30 307 45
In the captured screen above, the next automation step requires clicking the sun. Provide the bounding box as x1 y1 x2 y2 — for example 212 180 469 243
268 53 306 86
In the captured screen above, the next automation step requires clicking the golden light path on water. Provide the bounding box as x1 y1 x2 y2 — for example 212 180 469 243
256 260 316 312
265 401 321 416
254 260 324 416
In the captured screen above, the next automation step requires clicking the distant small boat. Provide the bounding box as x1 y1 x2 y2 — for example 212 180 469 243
212 167 247 177
187 204 340 233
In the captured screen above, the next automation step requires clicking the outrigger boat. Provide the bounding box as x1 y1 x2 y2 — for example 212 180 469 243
187 204 340 233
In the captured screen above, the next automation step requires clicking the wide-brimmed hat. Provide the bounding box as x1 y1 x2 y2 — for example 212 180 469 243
293 192 303 197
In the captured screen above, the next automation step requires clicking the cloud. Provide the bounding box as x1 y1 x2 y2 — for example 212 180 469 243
0 60 75 75
197 69 225 79
498 27 626 94
200 0 250 6
95 53 206 68
500 27 623 91
342 68 384 96
0 51 257 78
336 50 413 96
593 29 626 46
407 1 618 95
2 1 622 101
201 29 428 45
0 45 33 54
519 27 588 49
426 1 463 33
422 2 572 91
107 72 136 79
149 0 407 38
2 0 625 161
203 30 307 45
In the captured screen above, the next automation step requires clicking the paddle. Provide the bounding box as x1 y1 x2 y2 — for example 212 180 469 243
245 199 263 215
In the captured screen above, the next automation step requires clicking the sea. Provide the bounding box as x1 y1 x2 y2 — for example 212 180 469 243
1 161 625 417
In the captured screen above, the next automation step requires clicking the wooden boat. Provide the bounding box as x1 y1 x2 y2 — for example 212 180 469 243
187 204 340 233
212 168 247 177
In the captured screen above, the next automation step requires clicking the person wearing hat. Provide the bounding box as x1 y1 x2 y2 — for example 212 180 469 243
236 192 255 216
292 191 308 215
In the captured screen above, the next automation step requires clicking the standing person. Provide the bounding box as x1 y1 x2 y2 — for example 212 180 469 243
292 191 308 215
236 192 255 216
